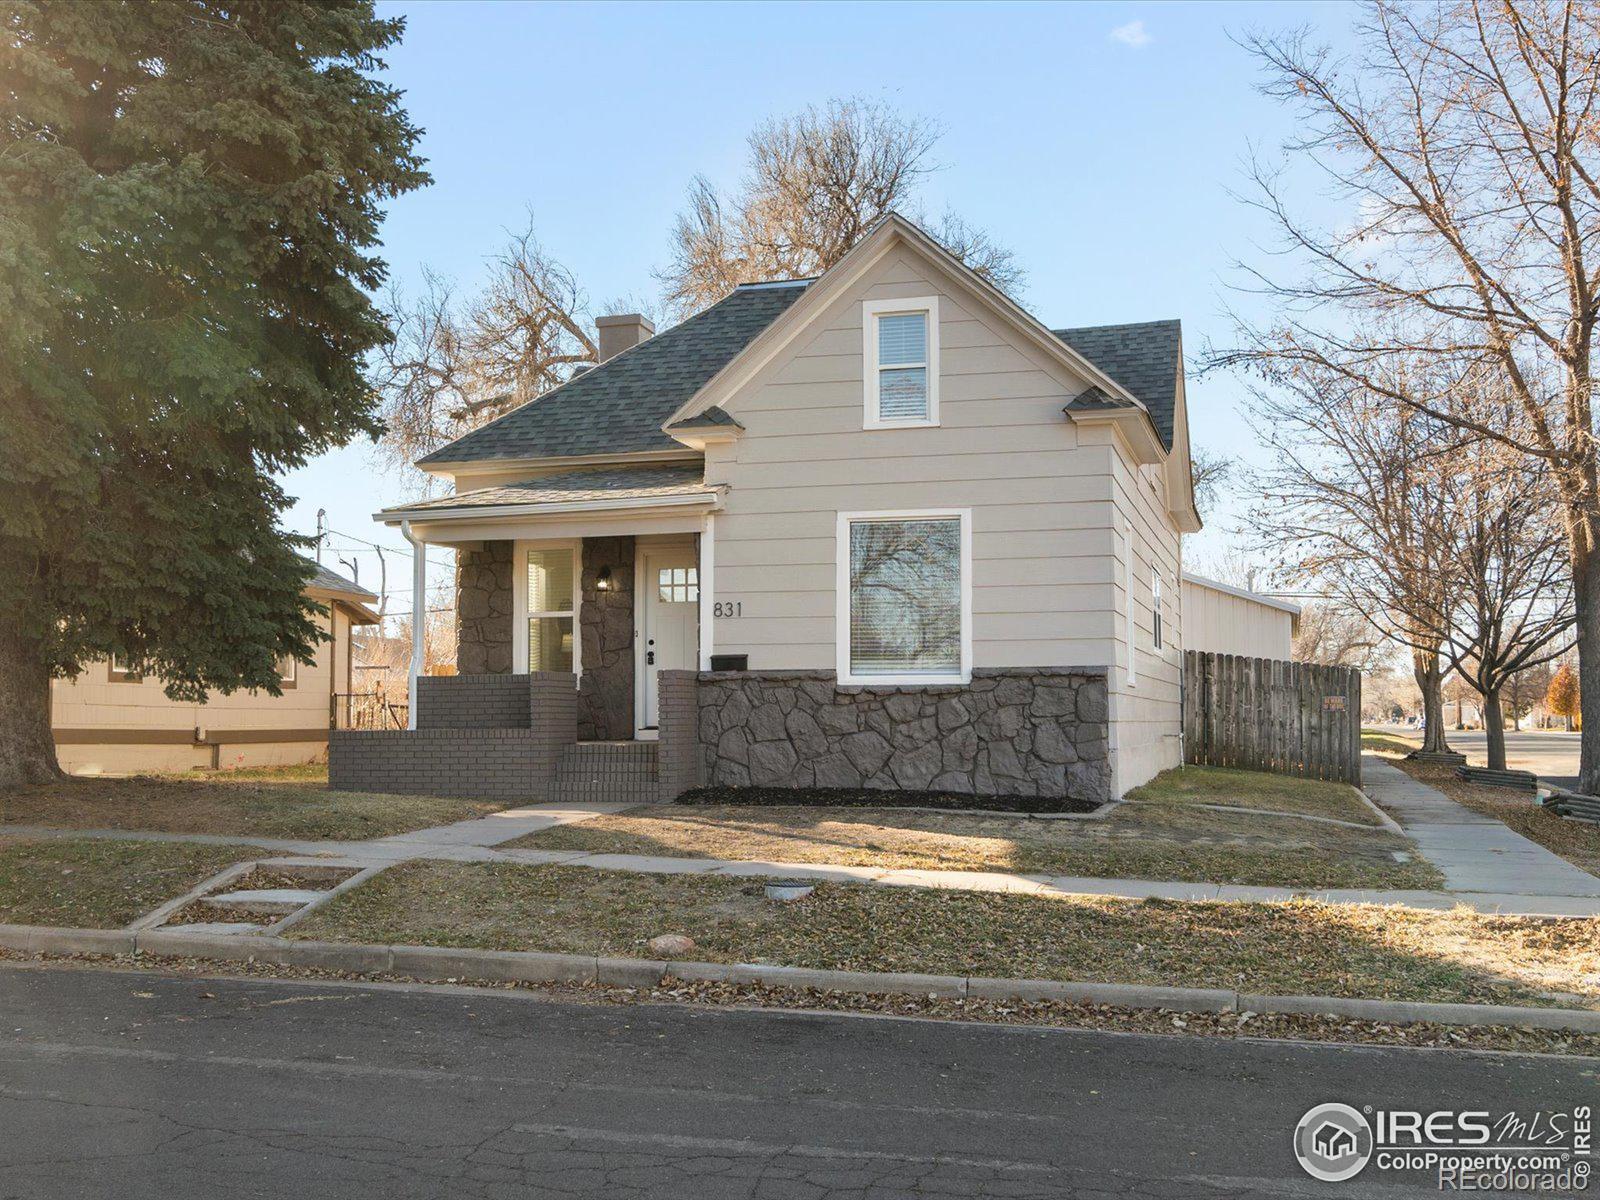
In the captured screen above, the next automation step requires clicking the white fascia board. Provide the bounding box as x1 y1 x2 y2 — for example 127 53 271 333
374 491 721 526
1181 571 1304 615
416 448 702 478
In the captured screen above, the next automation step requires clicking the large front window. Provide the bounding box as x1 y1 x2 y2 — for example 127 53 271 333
526 547 575 672
839 511 968 684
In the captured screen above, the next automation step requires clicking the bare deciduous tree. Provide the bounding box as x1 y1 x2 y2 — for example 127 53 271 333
1244 352 1462 753
372 220 600 472
660 97 1025 314
1190 446 1233 518
1407 430 1575 766
1292 601 1387 671
1222 0 1600 788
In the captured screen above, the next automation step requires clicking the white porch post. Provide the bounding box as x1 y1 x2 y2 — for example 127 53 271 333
401 519 425 730
698 513 715 669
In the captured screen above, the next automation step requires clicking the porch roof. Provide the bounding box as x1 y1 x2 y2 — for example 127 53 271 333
374 463 718 525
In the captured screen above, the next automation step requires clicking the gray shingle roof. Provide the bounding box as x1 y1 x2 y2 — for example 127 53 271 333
299 555 378 603
417 283 810 466
417 276 1181 466
1053 320 1181 451
385 464 714 513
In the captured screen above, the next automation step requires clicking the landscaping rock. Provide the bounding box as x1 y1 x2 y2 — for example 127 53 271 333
647 934 697 957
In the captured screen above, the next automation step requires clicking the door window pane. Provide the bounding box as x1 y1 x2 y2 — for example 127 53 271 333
658 566 698 603
848 518 961 675
528 616 574 672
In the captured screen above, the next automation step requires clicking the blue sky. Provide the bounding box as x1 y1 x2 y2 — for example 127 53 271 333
280 0 1354 615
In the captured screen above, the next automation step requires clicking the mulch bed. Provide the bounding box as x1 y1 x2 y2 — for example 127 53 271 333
674 785 1103 815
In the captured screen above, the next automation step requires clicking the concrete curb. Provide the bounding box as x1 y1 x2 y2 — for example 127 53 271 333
4 921 1599 1035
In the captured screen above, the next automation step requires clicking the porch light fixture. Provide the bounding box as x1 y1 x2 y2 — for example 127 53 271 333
595 565 613 592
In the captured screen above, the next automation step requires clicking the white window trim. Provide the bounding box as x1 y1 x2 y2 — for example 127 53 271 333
1152 567 1163 652
836 507 971 687
862 295 940 429
1125 526 1138 687
512 538 582 680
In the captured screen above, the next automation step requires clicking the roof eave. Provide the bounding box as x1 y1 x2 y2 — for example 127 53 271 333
667 426 743 452
374 490 724 527
1064 406 1165 465
416 447 701 478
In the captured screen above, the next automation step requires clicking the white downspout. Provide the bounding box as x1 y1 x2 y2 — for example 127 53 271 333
400 520 425 730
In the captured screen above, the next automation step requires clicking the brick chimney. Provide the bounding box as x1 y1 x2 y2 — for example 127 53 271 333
596 313 655 362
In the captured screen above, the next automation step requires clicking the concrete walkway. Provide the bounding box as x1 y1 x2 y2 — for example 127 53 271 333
1361 755 1600 900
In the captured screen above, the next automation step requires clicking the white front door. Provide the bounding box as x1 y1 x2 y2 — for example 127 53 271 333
637 544 699 734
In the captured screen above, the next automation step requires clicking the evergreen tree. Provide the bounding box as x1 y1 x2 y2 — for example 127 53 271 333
0 1 427 783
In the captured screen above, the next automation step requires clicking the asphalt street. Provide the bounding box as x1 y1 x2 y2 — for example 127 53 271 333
0 963 1594 1198
1380 725 1583 788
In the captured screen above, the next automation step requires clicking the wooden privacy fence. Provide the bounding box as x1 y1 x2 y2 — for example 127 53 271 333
1183 651 1363 784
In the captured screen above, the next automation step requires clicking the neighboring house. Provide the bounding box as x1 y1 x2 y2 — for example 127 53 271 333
342 214 1200 803
53 559 380 774
1180 573 1301 660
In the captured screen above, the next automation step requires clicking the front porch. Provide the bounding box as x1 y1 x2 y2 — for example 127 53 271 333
380 461 723 745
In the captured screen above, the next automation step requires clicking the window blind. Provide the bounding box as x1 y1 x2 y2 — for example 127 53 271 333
848 517 961 675
877 312 928 420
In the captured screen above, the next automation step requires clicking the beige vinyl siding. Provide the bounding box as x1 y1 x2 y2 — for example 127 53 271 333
1106 449 1184 794
1181 577 1295 659
705 244 1121 675
52 601 353 774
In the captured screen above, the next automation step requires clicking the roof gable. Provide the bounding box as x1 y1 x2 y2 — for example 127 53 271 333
417 282 809 467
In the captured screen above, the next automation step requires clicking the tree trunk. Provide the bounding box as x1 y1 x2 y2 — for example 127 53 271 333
0 629 60 788
1413 648 1449 754
1482 686 1507 771
1576 545 1600 793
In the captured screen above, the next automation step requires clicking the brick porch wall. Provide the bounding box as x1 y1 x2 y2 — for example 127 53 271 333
656 669 702 802
416 674 534 729
328 671 578 800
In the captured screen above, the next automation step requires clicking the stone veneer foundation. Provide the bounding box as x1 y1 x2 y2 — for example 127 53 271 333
661 667 1112 806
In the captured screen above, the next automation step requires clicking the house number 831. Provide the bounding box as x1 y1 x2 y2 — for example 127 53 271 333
713 601 742 618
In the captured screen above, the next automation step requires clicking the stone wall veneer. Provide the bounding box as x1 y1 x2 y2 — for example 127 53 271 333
577 536 634 740
456 541 514 675
691 668 1111 805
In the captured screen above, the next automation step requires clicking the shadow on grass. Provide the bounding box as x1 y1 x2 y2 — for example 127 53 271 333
293 860 1600 1009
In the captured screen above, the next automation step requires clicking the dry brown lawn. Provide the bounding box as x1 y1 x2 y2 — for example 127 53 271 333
0 837 257 928
511 766 1437 890
294 860 1600 1009
0 765 502 841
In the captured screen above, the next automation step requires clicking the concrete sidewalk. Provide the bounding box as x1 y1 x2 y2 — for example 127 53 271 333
1362 755 1600 899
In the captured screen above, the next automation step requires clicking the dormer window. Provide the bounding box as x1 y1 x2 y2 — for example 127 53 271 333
863 296 940 428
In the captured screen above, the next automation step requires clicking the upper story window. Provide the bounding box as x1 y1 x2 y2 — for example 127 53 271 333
863 296 940 428
108 654 143 683
278 654 298 688
837 509 970 686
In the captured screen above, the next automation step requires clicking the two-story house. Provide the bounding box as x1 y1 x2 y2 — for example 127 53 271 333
332 214 1199 805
